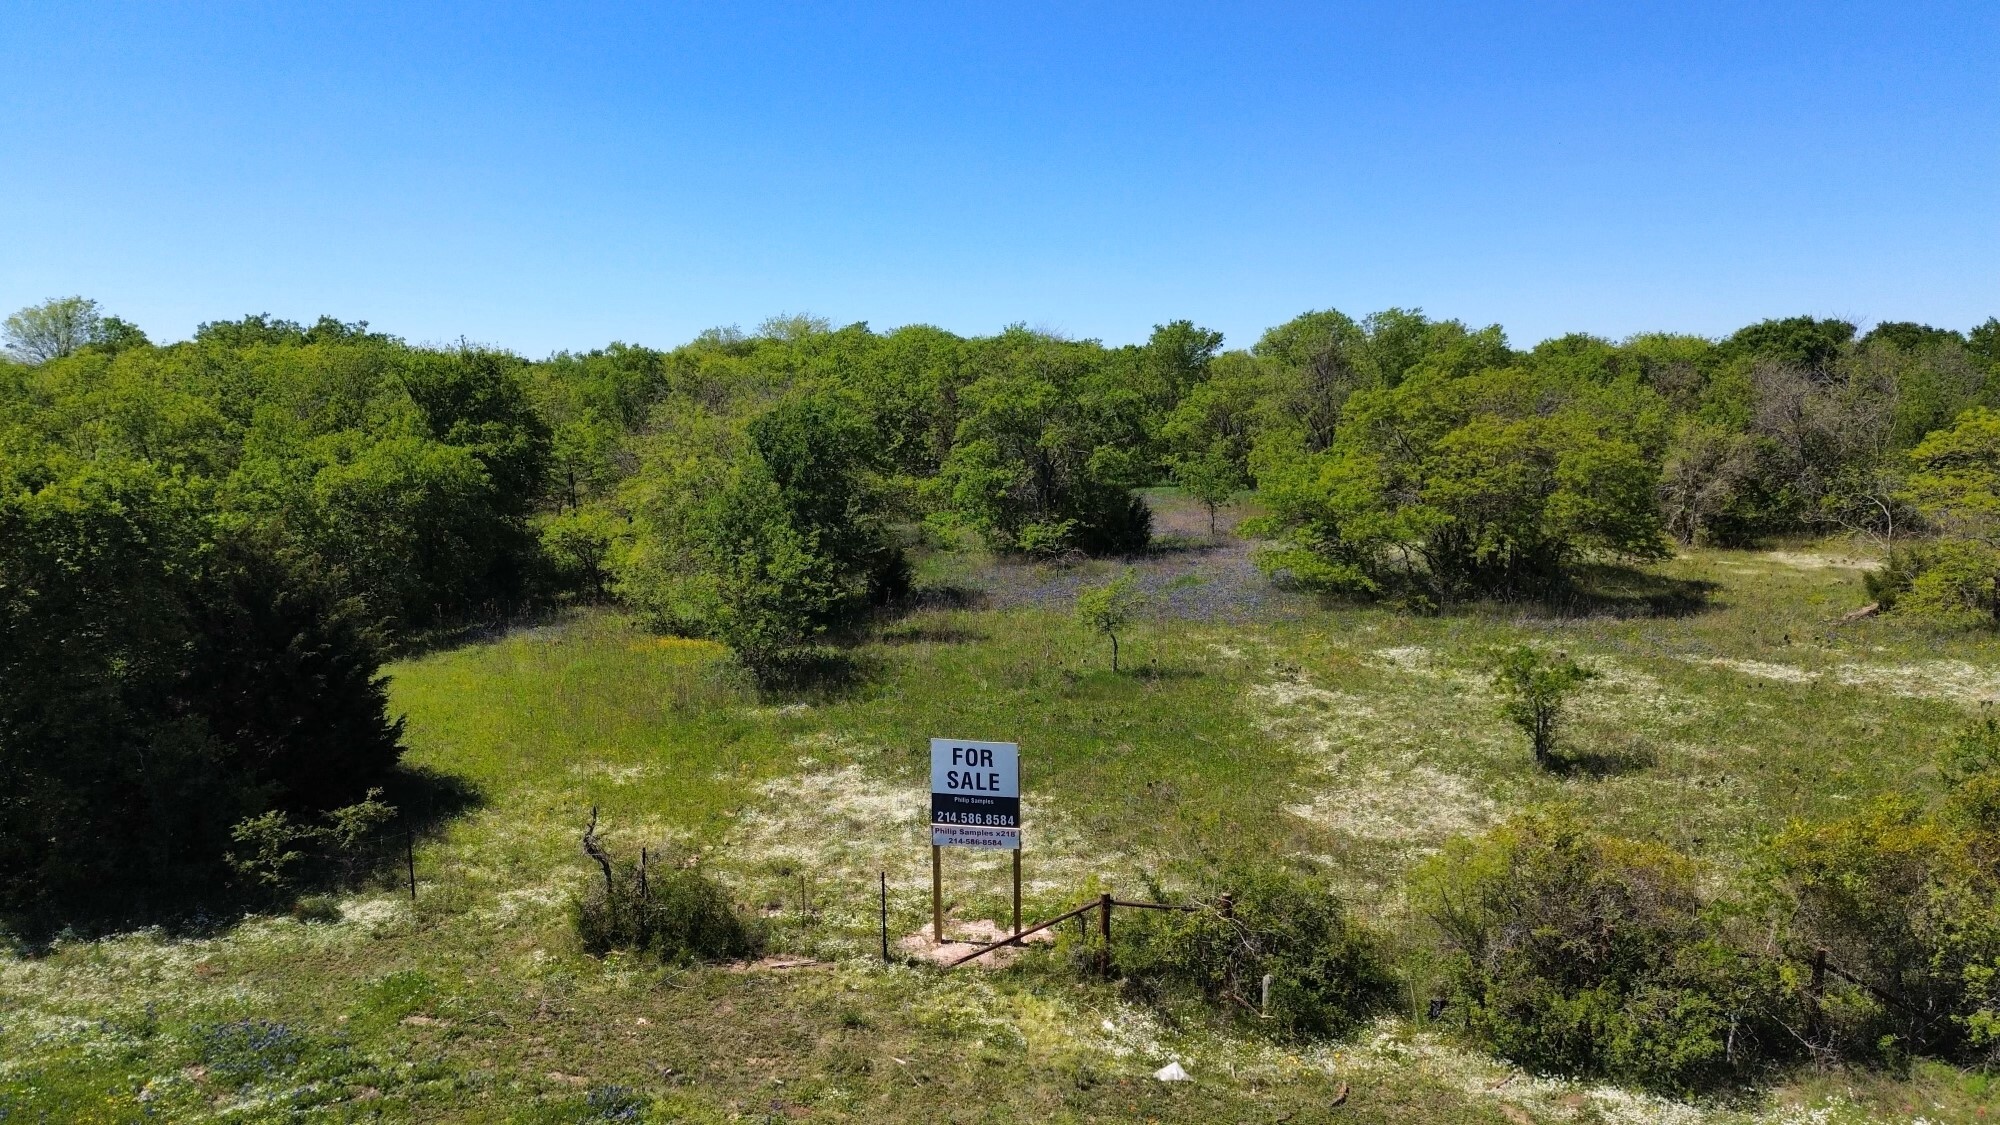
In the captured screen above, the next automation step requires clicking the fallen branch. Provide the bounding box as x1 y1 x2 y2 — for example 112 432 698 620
581 807 613 896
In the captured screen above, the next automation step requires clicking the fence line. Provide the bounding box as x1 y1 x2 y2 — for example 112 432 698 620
940 891 1224 971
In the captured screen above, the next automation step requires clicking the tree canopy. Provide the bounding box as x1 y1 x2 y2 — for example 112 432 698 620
6 293 2000 924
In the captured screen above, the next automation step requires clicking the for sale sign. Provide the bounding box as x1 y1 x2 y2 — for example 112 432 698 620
930 738 1019 850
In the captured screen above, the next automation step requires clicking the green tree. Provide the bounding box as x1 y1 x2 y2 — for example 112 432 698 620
1130 319 1223 437
1658 420 1762 545
1969 318 2000 373
87 316 151 354
397 348 551 517
0 453 402 929
1903 407 2000 543
615 392 901 678
706 393 904 675
931 328 1151 555
4 296 104 362
1255 366 1668 603
1721 315 1856 376
1860 321 1964 352
1624 332 1718 413
1159 351 1265 481
1075 568 1144 671
704 466 856 674
1869 408 2000 627
1251 309 1365 452
236 431 505 631
1170 445 1242 536
540 507 620 598
1491 646 1596 766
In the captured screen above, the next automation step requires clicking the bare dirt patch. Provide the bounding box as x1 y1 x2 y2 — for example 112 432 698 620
1698 657 1819 684
1833 660 2000 705
1758 550 1877 571
896 919 1058 969
1698 655 2000 705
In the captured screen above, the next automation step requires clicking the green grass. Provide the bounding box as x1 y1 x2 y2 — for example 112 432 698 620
6 524 2000 1122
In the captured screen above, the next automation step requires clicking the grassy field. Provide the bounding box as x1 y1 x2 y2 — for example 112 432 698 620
5 494 2000 1123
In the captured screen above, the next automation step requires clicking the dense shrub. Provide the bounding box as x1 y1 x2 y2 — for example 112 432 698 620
187 538 405 811
1768 721 2000 1060
1110 868 1391 1040
572 858 762 965
1416 808 1791 1092
225 788 398 899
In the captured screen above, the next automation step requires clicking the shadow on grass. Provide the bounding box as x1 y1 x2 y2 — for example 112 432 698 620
1549 741 1659 778
865 583 994 644
377 763 486 842
747 647 886 704
876 622 990 645
1 764 488 950
1057 663 1208 694
1126 662 1205 683
1143 533 1234 556
1262 562 1719 622
1548 565 1721 619
900 583 990 611
389 604 583 661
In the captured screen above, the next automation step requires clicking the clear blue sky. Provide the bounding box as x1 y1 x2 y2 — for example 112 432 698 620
2 2 1995 355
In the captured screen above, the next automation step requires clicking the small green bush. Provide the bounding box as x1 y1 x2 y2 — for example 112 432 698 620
353 969 446 1027
1490 646 1596 766
290 895 342 924
1863 549 1919 610
1015 519 1079 559
1416 807 1791 1092
1903 542 2000 628
539 507 621 599
1109 867 1391 1040
1868 542 2000 627
225 788 398 901
572 860 762 965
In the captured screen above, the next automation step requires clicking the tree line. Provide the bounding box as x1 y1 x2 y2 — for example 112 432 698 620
5 295 2000 930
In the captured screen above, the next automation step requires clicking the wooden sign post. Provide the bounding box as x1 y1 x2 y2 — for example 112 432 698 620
932 843 943 942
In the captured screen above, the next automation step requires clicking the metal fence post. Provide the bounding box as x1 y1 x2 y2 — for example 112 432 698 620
1097 893 1113 975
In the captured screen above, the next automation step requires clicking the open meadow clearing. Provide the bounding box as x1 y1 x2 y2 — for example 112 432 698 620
6 494 1999 1123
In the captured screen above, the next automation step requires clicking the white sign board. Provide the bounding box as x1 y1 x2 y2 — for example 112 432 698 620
930 738 1019 850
